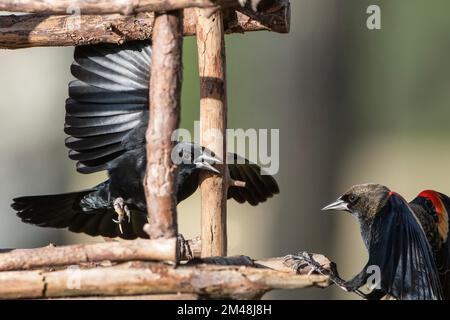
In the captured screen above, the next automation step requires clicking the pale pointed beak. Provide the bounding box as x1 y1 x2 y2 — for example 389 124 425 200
321 199 349 212
194 154 222 174
196 154 223 165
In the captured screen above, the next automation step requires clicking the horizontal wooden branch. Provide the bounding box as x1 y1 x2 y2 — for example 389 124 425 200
0 1 290 49
0 0 240 15
0 238 182 271
0 13 153 49
0 256 330 299
52 293 200 300
0 237 202 272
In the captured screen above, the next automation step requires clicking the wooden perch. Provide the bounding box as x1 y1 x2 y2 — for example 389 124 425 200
0 0 294 301
0 0 242 15
0 0 281 15
0 237 202 272
196 8 228 258
144 11 183 240
0 256 330 299
53 293 200 300
0 2 290 49
0 238 182 271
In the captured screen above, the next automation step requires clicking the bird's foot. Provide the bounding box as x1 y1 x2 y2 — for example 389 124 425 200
178 234 195 260
283 251 368 299
283 252 348 287
283 251 333 276
112 197 131 234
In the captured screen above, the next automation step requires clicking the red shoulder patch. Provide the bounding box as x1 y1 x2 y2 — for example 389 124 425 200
418 190 444 216
418 190 448 242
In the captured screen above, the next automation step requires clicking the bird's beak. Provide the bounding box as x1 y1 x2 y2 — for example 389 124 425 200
321 198 349 212
194 154 222 174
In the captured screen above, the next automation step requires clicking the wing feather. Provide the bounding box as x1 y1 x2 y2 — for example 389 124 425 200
65 41 151 174
367 193 443 299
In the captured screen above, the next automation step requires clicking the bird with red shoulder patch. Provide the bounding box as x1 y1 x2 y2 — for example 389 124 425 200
286 183 443 300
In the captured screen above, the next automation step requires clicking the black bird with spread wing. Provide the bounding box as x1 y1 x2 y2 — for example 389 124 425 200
286 183 444 300
12 41 279 239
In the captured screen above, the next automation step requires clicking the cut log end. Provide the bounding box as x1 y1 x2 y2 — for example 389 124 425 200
229 179 246 188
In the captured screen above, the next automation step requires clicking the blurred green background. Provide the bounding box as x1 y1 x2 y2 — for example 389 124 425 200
1 0 450 299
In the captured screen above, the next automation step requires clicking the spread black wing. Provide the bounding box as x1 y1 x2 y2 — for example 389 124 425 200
13 40 280 241
65 41 151 174
367 193 443 300
65 42 279 206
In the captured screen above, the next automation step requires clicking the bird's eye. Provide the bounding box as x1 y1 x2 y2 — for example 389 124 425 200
183 152 191 161
178 150 183 158
348 194 358 204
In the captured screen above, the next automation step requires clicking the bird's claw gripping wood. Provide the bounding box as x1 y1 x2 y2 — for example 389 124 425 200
112 197 131 234
283 254 311 273
177 234 196 260
283 252 331 276
283 251 367 299
284 252 342 284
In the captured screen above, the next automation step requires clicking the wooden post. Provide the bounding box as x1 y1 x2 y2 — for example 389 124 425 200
144 11 183 240
196 9 228 257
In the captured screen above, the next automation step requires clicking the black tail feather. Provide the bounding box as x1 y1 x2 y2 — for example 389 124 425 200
12 191 92 229
12 191 147 240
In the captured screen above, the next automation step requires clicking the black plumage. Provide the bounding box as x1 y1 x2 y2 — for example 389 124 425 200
319 184 443 300
365 193 442 299
12 41 279 239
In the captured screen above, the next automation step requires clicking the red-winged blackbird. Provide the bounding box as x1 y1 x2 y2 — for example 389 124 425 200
410 190 450 299
11 41 279 240
289 183 445 300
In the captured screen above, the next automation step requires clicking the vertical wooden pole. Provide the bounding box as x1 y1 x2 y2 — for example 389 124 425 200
196 8 228 257
144 11 183 240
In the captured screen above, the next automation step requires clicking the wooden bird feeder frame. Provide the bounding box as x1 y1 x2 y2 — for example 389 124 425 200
0 0 331 299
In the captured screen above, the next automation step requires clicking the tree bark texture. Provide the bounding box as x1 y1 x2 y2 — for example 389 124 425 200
144 11 183 240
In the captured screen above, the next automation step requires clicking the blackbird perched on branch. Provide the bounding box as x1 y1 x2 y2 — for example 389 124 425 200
12 41 279 239
286 183 449 300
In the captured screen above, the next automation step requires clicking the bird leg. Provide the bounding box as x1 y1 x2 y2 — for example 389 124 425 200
177 234 196 261
283 251 369 299
112 197 131 234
